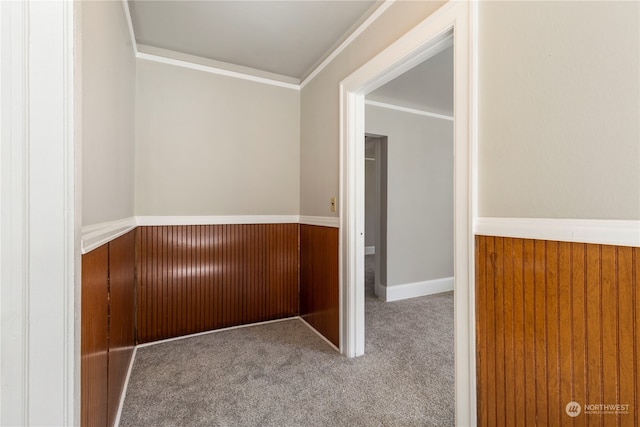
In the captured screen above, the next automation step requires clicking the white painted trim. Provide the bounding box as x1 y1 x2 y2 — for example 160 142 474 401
113 346 136 427
383 277 454 302
298 317 341 353
475 217 640 248
121 0 137 55
122 0 394 92
365 246 375 255
136 317 298 349
1 3 30 422
1 1 77 423
298 215 340 228
300 0 395 89
339 2 476 425
81 217 137 254
137 52 300 90
136 215 300 227
81 215 340 253
137 44 300 86
365 99 454 121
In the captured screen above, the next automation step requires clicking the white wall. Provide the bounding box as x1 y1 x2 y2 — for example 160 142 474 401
82 1 136 226
135 59 300 216
300 1 447 217
366 104 453 287
301 0 640 221
479 0 639 219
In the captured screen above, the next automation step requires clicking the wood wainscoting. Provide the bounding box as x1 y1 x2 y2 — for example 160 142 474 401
135 224 300 343
475 236 639 426
81 230 136 427
81 244 109 427
106 231 136 426
300 224 339 347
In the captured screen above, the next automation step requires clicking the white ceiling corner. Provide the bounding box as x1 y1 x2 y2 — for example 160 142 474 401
125 0 452 112
126 0 379 82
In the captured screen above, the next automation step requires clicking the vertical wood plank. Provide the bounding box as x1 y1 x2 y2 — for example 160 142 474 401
475 236 488 426
633 248 639 427
486 236 497 426
512 238 526 427
81 245 109 427
533 239 548 426
523 239 536 425
601 246 618 427
557 242 574 425
494 237 506 426
545 241 560 425
503 237 516 426
571 243 587 427
586 243 603 426
106 231 135 427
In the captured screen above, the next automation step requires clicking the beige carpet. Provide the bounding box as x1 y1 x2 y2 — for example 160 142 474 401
119 255 454 426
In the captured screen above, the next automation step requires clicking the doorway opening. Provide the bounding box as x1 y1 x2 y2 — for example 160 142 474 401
364 134 387 302
338 1 476 423
364 39 454 305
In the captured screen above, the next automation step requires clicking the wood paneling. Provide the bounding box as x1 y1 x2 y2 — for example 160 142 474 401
299 224 339 347
476 236 639 427
107 231 135 427
136 224 299 343
81 245 109 427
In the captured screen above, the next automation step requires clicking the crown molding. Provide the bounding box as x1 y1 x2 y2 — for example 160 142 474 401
121 0 138 55
137 44 300 87
123 0 394 91
136 52 300 90
365 99 454 121
299 0 395 88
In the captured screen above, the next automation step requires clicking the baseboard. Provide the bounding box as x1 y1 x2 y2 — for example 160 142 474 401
475 217 640 247
375 282 387 300
384 277 454 302
135 317 298 348
113 346 137 427
365 246 375 255
81 217 137 254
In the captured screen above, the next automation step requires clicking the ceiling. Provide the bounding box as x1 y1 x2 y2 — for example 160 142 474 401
127 0 378 81
127 1 452 114
367 45 453 115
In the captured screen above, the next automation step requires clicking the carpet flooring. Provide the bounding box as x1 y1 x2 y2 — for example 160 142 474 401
119 255 454 426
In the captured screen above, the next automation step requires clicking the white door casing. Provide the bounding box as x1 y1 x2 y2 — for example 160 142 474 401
339 1 478 425
0 1 79 425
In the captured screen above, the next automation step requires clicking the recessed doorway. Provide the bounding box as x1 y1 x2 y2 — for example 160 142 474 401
338 1 477 424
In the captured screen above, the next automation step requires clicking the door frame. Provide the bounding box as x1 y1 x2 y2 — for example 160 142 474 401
0 0 78 424
338 1 478 424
